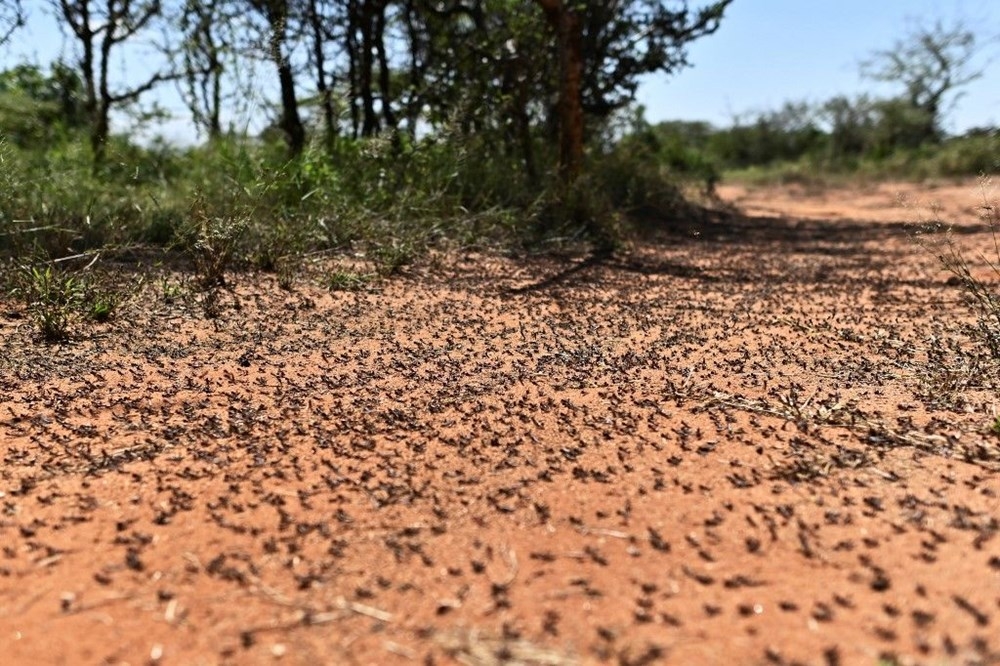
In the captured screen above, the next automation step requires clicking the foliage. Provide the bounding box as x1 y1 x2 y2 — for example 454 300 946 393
0 94 710 308
576 0 733 120
705 102 824 169
653 92 1000 182
327 270 374 291
0 0 735 302
0 62 89 147
13 263 84 341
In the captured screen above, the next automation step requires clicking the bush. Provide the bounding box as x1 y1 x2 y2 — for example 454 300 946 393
931 134 1000 177
2 98 709 309
921 178 1000 360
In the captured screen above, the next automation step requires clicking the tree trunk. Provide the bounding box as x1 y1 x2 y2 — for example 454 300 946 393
277 61 305 155
180 1 225 141
200 13 224 140
535 0 584 181
346 0 360 138
557 6 584 179
77 16 102 167
514 88 537 182
95 13 115 168
91 101 109 167
208 57 222 139
502 47 537 182
265 1 305 156
359 0 379 136
374 1 397 134
401 1 424 140
306 0 336 150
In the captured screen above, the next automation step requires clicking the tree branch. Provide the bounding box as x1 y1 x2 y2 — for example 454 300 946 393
106 68 182 104
0 0 25 45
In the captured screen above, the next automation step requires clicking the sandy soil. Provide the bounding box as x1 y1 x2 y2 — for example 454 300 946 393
2 179 999 665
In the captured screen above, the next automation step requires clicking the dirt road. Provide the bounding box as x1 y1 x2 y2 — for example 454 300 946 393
2 179 998 665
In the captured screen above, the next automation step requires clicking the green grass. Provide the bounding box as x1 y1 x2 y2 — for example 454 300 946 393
6 259 135 341
1 120 703 273
327 270 376 292
15 263 83 341
0 125 711 335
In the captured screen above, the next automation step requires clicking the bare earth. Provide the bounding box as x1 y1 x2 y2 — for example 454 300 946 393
2 179 999 666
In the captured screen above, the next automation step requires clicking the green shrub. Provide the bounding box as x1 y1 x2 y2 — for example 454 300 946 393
931 134 1000 177
2 99 713 305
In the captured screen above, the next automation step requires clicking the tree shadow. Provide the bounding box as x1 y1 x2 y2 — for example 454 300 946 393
506 207 988 294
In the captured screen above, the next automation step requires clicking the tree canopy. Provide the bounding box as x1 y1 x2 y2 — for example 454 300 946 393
861 19 989 142
3 0 732 177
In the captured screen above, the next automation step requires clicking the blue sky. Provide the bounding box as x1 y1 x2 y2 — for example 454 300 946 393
637 0 1000 133
4 1 999 142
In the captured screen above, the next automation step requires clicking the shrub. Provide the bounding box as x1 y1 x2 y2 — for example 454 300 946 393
923 178 1000 360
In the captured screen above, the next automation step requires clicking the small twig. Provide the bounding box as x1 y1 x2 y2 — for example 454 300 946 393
64 593 136 616
577 526 631 539
383 641 416 659
328 596 393 623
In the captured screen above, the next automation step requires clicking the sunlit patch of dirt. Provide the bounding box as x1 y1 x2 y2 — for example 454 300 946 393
2 179 999 665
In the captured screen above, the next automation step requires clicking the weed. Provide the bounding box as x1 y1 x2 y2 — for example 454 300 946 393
14 263 84 341
175 198 250 318
159 276 187 304
190 211 249 290
7 256 138 339
88 296 115 322
83 271 140 323
921 177 1000 361
990 415 1000 436
276 261 297 291
372 240 415 277
328 270 375 291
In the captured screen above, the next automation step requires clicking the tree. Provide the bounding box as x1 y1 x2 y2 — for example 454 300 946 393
343 0 396 138
0 62 88 146
241 0 306 155
861 19 988 143
52 0 175 166
820 95 873 161
533 0 733 181
303 0 339 147
533 0 584 179
0 0 25 46
176 0 237 141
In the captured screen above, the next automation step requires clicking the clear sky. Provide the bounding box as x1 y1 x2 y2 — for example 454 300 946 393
637 0 1000 133
3 1 999 142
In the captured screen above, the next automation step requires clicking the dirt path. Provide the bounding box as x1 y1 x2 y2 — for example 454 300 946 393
2 180 999 665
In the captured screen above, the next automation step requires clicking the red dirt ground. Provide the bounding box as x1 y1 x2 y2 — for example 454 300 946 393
2 179 999 665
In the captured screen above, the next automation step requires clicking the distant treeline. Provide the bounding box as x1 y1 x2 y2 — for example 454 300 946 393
648 95 999 182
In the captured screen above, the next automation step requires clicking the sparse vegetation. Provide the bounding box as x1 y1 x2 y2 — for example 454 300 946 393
6 257 134 340
915 178 1000 362
13 262 83 341
327 269 375 292
0 107 718 326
